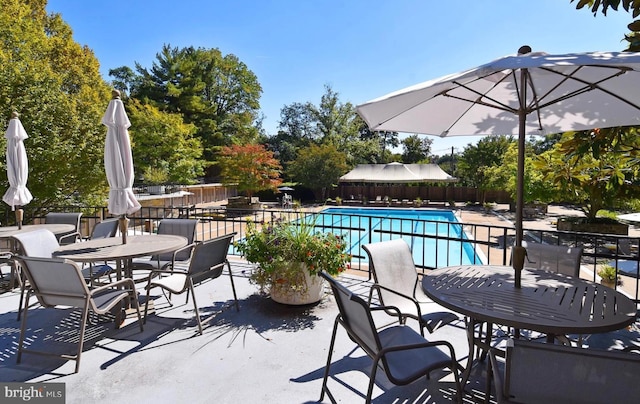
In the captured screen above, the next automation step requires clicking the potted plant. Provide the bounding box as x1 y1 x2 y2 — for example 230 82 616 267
235 218 351 305
597 264 622 288
143 166 169 195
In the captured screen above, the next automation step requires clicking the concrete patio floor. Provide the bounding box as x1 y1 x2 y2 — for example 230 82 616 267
1 258 639 403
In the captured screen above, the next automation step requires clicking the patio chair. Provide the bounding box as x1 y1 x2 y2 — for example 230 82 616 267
319 272 462 404
362 239 459 335
143 233 238 335
45 212 83 245
80 219 120 287
522 240 583 277
516 241 584 344
129 218 198 280
15 255 143 373
487 338 640 403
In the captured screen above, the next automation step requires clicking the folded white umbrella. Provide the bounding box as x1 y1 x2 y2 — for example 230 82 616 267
357 46 640 287
3 112 33 227
102 91 141 242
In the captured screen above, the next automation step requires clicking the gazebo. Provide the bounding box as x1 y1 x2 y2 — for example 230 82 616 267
338 163 457 203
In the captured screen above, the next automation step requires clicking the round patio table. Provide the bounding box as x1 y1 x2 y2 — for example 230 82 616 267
0 223 75 237
422 264 637 388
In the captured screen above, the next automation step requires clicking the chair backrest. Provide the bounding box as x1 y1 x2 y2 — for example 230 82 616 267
17 256 89 308
90 219 119 240
154 219 198 261
522 240 583 277
12 229 59 258
362 238 418 303
320 272 381 358
189 233 236 284
504 338 640 403
45 212 83 244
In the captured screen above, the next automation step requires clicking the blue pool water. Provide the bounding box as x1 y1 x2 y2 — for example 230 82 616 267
309 207 483 268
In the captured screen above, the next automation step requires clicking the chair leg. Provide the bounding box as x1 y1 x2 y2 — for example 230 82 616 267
366 357 381 404
226 260 239 311
75 301 91 373
16 291 32 364
320 317 340 402
130 289 144 332
188 279 203 335
143 286 151 324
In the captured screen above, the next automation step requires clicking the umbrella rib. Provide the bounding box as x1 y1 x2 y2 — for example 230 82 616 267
533 65 640 112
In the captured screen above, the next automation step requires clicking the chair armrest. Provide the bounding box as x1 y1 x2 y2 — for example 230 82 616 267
380 338 457 359
372 283 418 303
59 231 81 244
90 278 136 295
370 305 404 325
165 242 197 269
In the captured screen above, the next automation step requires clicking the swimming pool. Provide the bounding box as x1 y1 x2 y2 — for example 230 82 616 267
308 207 484 268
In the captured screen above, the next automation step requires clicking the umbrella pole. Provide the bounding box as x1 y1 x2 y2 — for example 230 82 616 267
15 206 22 229
513 63 530 288
119 214 129 244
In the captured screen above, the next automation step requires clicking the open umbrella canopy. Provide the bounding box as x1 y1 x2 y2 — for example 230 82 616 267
102 91 141 217
3 112 33 210
357 46 640 287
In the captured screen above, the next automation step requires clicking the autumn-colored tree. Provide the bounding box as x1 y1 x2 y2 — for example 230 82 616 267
218 144 282 199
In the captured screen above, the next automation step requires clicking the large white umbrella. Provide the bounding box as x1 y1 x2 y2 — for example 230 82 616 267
102 90 141 243
357 46 640 286
3 112 33 228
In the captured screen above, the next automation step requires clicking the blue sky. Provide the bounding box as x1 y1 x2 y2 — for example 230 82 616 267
46 0 634 155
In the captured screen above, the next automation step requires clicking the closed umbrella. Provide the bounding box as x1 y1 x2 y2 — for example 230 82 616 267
357 46 640 286
102 90 141 243
3 112 33 229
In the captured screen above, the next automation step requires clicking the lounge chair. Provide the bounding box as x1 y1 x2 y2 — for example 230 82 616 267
319 272 462 403
15 256 143 373
362 239 459 335
143 233 238 335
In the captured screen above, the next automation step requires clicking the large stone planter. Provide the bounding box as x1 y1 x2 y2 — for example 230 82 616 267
269 263 325 305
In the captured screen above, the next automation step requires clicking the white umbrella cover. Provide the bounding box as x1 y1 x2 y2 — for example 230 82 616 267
102 92 141 241
3 112 33 226
357 46 640 287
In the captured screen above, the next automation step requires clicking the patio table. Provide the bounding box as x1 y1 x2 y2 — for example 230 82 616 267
53 234 188 280
421 265 637 389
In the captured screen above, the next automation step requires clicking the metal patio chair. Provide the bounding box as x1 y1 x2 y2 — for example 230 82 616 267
319 272 462 403
362 238 459 335
45 212 83 245
143 233 238 335
15 255 143 373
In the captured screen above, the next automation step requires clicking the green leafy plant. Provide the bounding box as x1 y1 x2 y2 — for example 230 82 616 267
235 218 351 294
597 264 622 285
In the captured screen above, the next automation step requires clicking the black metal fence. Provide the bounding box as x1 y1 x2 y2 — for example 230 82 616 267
5 204 640 303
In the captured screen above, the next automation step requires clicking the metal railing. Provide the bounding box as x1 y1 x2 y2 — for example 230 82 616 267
5 204 640 303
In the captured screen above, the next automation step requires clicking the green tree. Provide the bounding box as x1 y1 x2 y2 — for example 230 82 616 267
0 0 111 208
127 99 204 184
218 144 282 199
401 134 433 163
119 44 263 170
274 85 383 171
534 132 640 218
457 136 514 202
288 143 348 200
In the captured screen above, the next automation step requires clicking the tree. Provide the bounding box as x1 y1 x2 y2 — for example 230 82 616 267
401 135 433 163
533 132 640 218
288 144 348 201
218 144 282 199
457 136 514 202
117 44 263 171
0 0 112 208
127 99 204 184
274 85 384 172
